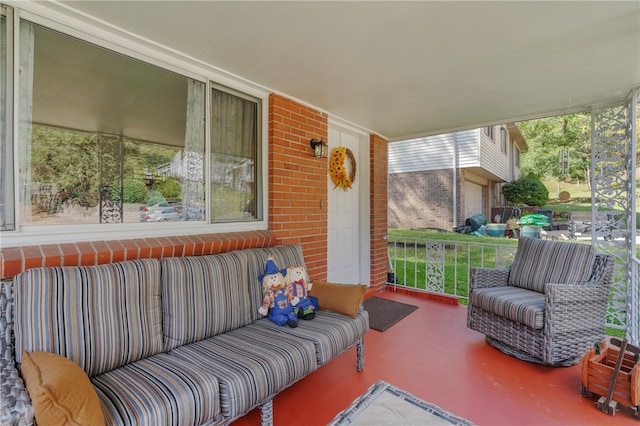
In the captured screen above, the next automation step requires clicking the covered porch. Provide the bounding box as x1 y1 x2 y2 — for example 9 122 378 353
235 291 635 425
1 2 639 425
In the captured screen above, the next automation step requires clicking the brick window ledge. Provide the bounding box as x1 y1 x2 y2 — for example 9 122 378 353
1 230 275 280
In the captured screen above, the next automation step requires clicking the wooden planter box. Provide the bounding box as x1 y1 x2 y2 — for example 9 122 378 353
581 340 640 416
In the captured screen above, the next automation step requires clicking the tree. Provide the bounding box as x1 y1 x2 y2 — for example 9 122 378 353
517 113 591 191
31 125 99 209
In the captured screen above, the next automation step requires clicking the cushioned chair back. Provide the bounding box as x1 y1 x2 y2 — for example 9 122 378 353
242 245 308 322
14 259 163 377
508 237 596 293
161 251 251 351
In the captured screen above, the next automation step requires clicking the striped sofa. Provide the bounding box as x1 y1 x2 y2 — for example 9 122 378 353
0 244 369 425
467 237 614 366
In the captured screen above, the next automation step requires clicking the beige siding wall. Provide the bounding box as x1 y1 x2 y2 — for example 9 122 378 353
479 125 510 181
388 130 479 174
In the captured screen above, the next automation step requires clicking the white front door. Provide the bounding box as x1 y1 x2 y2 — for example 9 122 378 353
327 126 365 284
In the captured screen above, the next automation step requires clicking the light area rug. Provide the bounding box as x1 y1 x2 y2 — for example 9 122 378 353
328 380 474 426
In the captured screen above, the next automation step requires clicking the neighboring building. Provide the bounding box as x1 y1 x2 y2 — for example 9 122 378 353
388 124 527 231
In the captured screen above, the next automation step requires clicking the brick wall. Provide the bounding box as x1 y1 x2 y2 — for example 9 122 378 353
388 169 456 231
268 94 328 280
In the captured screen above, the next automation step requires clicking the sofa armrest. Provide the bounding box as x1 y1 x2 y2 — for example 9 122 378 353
469 267 510 290
0 357 34 426
1 280 34 425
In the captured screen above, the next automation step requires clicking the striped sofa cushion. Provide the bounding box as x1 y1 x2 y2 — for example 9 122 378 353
242 245 309 321
167 325 317 420
471 286 546 329
92 352 221 425
252 310 369 365
161 251 252 351
14 259 163 377
508 237 596 293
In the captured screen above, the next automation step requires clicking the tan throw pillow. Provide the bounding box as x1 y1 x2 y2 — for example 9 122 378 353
310 280 366 319
20 351 105 426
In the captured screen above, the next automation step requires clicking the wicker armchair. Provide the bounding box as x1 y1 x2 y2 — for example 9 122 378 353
467 237 614 366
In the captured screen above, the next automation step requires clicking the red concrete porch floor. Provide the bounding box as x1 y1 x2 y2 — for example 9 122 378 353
233 290 637 425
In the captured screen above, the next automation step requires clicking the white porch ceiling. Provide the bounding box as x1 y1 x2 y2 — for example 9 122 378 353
44 1 640 141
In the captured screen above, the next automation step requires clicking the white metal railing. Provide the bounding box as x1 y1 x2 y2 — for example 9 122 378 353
386 237 517 303
387 236 629 333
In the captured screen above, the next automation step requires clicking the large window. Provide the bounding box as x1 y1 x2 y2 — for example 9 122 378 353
17 21 206 225
210 86 261 222
2 12 264 241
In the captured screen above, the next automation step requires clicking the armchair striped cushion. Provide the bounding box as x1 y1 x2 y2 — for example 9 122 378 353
470 286 545 329
508 237 596 293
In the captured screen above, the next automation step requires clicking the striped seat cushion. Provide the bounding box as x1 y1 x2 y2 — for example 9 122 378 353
92 352 221 425
242 245 309 321
167 325 317 419
161 251 251 351
252 310 369 365
471 286 546 329
14 259 163 376
508 237 596 293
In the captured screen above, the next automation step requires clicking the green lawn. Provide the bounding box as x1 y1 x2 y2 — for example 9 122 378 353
387 229 517 300
542 179 640 228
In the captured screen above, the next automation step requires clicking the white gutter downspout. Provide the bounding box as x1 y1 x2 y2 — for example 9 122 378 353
452 133 458 228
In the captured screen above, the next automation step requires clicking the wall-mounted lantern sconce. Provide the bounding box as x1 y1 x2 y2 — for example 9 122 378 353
310 138 328 158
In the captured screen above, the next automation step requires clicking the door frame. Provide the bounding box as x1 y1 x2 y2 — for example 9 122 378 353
327 118 371 286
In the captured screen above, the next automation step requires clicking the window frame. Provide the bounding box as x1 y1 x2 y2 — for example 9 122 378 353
500 126 508 154
2 5 269 247
1 5 15 232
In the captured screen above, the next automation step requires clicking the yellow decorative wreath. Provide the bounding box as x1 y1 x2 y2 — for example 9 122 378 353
329 147 356 191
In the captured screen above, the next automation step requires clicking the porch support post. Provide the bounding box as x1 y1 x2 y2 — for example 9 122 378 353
629 88 639 346
591 99 634 339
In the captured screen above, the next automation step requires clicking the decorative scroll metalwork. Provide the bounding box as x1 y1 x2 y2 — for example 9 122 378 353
182 79 206 221
98 134 123 224
591 101 632 333
495 245 517 269
422 241 445 293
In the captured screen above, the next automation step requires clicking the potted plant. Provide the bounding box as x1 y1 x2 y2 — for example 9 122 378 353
517 214 550 238
506 218 521 238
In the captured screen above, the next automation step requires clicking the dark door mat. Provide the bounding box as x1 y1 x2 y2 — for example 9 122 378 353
364 297 418 332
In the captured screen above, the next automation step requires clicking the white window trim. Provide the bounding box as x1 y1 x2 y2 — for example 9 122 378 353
2 2 270 248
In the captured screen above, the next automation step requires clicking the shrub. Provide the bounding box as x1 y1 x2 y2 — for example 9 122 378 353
120 178 147 203
502 175 549 207
152 177 181 200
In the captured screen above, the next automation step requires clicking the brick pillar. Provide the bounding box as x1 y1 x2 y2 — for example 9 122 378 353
369 134 388 291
